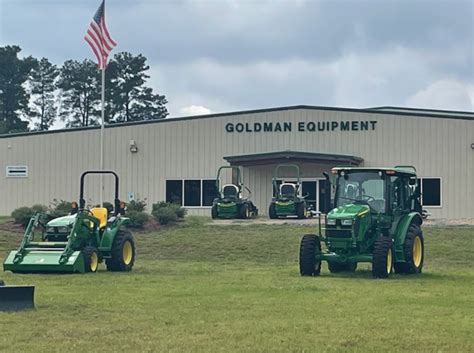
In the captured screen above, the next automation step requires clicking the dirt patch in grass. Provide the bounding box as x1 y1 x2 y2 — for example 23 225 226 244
0 220 24 234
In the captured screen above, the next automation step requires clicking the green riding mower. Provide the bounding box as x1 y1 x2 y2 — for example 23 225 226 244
299 166 424 279
211 166 258 219
3 170 136 274
269 164 312 219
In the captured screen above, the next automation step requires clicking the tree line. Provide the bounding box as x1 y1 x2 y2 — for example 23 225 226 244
0 45 168 134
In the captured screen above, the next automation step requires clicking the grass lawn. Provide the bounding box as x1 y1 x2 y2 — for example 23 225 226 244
0 217 473 353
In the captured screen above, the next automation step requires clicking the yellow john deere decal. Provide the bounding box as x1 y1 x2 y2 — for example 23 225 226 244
358 209 370 216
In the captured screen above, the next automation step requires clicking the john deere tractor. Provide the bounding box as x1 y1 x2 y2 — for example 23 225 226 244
269 164 311 219
3 171 136 273
211 166 258 219
299 166 424 278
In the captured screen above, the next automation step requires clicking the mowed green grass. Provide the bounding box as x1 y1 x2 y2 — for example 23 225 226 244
0 217 473 353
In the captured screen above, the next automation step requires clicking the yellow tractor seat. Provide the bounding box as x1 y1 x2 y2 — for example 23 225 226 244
90 207 108 229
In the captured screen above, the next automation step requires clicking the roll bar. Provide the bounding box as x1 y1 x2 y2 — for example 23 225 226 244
216 166 243 192
79 170 121 215
272 164 301 197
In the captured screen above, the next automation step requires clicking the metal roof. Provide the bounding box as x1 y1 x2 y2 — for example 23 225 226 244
1 104 472 139
332 166 417 176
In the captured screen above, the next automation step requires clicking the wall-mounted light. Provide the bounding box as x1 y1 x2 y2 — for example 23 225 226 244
471 143 474 150
129 140 138 153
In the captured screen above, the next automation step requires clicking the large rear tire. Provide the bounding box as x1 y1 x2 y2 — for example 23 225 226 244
269 203 277 219
394 224 424 274
211 205 218 219
328 262 357 273
106 230 136 272
299 234 321 276
82 246 99 273
297 203 305 219
372 236 393 279
239 203 250 219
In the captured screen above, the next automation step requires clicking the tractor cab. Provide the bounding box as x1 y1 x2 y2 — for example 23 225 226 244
211 166 258 219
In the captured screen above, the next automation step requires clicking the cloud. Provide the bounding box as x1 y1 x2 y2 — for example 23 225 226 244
406 80 474 111
179 105 211 116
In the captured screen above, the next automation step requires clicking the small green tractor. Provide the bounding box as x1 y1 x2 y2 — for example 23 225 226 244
211 166 258 219
299 166 424 278
3 171 136 274
269 164 312 219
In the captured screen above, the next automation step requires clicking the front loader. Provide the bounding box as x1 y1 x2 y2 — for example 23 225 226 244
299 166 425 279
3 171 136 274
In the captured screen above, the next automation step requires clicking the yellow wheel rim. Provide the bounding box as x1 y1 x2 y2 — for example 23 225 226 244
123 241 133 265
90 252 98 272
386 248 392 274
412 236 422 267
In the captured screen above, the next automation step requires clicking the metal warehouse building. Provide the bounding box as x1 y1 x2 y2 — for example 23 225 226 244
0 105 473 220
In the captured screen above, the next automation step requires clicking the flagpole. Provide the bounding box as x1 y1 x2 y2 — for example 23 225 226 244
99 66 105 206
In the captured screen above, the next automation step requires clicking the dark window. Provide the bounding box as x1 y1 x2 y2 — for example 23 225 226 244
166 180 183 205
202 180 218 206
422 178 441 206
184 180 201 206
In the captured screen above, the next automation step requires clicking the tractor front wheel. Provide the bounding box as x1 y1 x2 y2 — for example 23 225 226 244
211 205 218 219
106 230 136 272
394 224 424 274
299 234 321 276
269 203 277 219
328 262 357 273
372 236 393 279
82 246 99 273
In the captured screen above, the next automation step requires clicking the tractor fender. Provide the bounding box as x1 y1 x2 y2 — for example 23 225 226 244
393 212 422 260
99 217 131 253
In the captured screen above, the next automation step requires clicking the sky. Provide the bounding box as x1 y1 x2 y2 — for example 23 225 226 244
1 0 473 122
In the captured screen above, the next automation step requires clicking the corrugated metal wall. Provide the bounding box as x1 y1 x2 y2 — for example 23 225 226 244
0 108 472 219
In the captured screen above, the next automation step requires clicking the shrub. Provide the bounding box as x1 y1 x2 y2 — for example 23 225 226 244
151 201 168 212
127 210 150 229
152 206 178 225
127 199 147 212
11 204 47 227
168 203 186 218
48 199 72 219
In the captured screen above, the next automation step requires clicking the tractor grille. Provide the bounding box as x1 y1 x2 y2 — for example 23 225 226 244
326 228 352 238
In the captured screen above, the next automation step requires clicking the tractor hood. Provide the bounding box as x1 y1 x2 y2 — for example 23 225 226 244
328 203 370 219
47 214 76 227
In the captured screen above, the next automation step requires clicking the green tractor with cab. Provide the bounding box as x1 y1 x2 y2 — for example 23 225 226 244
269 164 312 219
3 170 136 274
299 166 424 278
211 166 258 219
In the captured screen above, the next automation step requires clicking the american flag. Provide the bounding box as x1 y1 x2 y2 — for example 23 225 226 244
84 0 117 69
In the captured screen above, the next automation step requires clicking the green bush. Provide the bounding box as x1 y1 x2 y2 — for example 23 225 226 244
48 199 72 219
152 206 178 225
127 199 147 212
11 204 48 227
127 210 150 229
169 203 187 218
151 201 168 212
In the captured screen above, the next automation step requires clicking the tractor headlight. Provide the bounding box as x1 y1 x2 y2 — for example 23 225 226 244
326 218 336 226
57 226 70 234
46 227 56 233
341 219 353 226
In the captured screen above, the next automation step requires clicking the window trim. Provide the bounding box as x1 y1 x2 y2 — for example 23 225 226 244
164 178 216 208
419 177 442 208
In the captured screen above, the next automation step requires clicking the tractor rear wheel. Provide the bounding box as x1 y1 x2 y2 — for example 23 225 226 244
211 205 218 219
269 203 277 219
328 262 357 273
239 203 250 219
299 234 321 276
394 224 424 274
297 203 305 219
106 230 136 272
82 246 99 273
372 236 393 278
